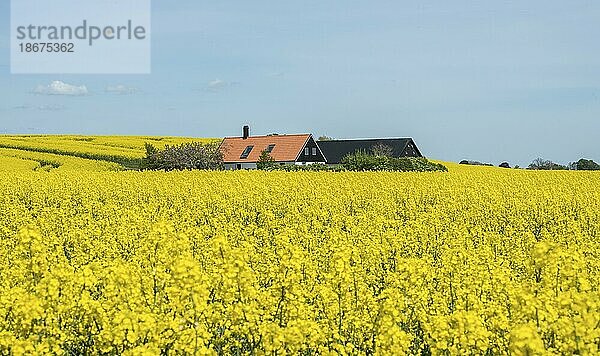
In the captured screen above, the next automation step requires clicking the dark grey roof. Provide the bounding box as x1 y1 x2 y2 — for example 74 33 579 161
316 138 421 164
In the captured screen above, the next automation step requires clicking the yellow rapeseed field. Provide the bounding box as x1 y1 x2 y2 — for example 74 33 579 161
0 140 599 354
0 148 121 172
0 135 218 168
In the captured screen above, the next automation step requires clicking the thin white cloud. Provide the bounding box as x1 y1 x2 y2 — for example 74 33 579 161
268 71 286 78
13 103 66 111
105 85 139 95
206 79 239 92
13 104 33 110
33 81 88 96
207 79 227 91
37 104 67 111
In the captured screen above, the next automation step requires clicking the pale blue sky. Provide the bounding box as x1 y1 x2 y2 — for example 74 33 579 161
1 1 599 166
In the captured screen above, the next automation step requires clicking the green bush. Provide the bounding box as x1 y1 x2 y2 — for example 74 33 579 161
341 151 447 172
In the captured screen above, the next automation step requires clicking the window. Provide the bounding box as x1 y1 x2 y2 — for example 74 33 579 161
304 147 309 155
312 147 317 156
265 144 275 153
240 145 254 159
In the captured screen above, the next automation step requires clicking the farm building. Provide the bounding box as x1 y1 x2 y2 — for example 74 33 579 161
316 138 422 165
220 126 326 170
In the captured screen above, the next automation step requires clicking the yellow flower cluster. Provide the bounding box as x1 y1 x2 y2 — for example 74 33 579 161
0 155 41 171
0 167 599 354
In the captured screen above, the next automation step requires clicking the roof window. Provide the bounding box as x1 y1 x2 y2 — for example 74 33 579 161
240 145 254 159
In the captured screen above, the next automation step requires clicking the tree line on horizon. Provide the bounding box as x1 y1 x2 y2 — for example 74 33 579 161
460 158 600 171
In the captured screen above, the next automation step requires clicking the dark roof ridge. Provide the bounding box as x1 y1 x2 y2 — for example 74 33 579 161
316 137 421 164
323 137 414 142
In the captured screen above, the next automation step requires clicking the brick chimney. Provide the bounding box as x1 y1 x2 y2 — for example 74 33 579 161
243 125 250 139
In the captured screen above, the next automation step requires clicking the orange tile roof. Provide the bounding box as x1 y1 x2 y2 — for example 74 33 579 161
220 134 311 163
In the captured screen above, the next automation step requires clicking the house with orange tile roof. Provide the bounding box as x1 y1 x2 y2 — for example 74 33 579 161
220 126 326 169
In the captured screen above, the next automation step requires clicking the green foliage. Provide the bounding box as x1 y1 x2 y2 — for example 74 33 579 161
256 150 276 170
341 151 447 172
143 142 224 171
528 158 569 170
144 142 159 158
574 158 600 171
317 135 333 141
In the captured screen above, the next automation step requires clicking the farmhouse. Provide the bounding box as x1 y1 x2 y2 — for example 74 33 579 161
220 126 423 169
316 138 422 165
220 126 326 170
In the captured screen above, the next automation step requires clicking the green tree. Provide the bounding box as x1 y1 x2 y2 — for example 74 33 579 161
528 158 568 170
257 150 276 170
574 158 600 171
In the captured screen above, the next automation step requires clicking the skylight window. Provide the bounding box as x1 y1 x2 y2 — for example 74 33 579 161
265 144 275 153
240 145 254 159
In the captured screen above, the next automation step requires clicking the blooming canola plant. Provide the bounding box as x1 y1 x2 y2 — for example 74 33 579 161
0 136 598 354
